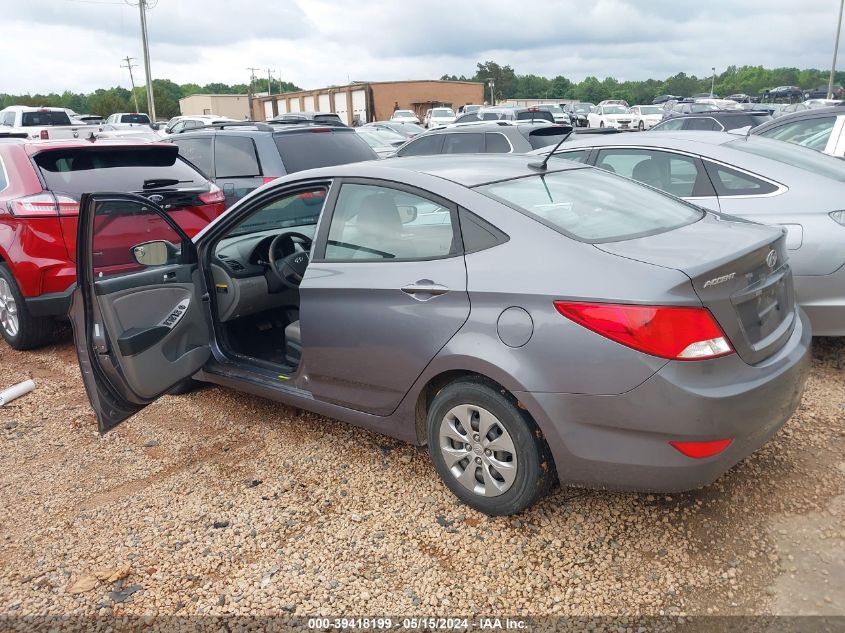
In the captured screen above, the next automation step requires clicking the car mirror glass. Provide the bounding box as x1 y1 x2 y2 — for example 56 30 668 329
397 205 418 224
131 240 172 267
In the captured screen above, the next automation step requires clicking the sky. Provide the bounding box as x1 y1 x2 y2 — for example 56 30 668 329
3 0 842 94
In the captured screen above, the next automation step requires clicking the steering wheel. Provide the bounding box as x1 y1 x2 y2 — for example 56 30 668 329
268 232 312 289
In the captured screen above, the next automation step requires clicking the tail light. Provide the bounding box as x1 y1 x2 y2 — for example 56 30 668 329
262 176 279 184
669 438 732 459
553 301 734 361
8 192 79 217
198 184 225 205
40 130 49 140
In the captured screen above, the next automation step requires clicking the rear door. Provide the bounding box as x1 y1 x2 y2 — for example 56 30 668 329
301 179 470 416
213 135 264 205
70 193 210 432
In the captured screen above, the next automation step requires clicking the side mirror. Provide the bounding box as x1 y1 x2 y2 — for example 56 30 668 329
131 240 173 267
397 205 418 224
150 123 160 130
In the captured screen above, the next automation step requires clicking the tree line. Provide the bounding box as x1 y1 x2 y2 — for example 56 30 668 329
442 61 845 103
0 78 301 120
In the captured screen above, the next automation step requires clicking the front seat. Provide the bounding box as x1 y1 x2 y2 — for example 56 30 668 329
347 193 413 259
631 158 667 190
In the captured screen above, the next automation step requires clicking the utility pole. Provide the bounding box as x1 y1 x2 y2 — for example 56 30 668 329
138 0 156 121
121 56 140 112
267 69 275 96
710 67 716 97
829 0 845 99
247 67 260 120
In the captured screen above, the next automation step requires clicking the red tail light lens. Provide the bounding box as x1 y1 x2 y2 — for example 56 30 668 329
40 129 49 140
54 194 80 216
198 185 225 205
262 176 278 184
553 301 733 360
670 438 732 459
8 193 79 217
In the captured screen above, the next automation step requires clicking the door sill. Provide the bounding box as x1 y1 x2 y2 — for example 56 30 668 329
198 358 312 399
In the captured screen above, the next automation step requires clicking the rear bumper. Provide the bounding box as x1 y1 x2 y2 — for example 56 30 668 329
794 265 845 336
24 285 75 318
515 308 812 492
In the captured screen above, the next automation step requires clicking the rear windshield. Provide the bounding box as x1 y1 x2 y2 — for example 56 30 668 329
516 110 555 122
120 114 151 124
273 130 377 172
722 113 772 130
476 168 703 243
32 147 207 194
21 111 72 126
527 128 570 150
314 114 342 123
728 137 845 182
432 108 454 116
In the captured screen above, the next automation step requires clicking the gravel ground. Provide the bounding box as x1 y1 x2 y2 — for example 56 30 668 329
0 335 842 622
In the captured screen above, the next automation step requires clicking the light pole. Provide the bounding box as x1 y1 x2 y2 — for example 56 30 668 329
710 67 716 97
137 0 156 121
829 0 845 99
487 78 495 105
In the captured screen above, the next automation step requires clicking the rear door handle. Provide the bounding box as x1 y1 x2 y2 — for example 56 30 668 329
401 280 449 300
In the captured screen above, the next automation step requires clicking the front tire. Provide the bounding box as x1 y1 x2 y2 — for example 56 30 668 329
638 121 645 131
426 380 554 516
0 264 54 351
599 121 605 128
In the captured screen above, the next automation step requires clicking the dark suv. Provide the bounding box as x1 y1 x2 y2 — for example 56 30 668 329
169 122 377 206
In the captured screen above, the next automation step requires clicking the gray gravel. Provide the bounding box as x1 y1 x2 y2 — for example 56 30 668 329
0 336 842 618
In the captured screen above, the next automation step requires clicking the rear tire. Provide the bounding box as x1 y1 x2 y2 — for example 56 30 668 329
426 379 554 516
0 264 54 351
638 121 645 131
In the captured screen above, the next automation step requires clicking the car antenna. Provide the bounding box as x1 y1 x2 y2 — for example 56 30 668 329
527 126 573 171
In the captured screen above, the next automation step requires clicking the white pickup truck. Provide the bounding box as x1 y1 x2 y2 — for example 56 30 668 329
0 105 102 140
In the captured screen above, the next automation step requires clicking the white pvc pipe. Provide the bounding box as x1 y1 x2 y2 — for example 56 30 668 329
0 379 35 406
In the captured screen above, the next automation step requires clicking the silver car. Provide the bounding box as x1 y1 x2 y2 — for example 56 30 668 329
70 155 810 515
531 132 845 336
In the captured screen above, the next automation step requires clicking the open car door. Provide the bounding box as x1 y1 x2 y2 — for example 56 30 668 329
69 192 211 433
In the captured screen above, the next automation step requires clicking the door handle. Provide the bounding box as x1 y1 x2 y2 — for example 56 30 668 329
401 280 449 299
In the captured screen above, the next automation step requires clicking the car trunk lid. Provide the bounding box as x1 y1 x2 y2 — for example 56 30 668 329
596 214 795 364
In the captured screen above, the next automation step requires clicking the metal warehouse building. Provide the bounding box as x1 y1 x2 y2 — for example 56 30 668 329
250 80 485 125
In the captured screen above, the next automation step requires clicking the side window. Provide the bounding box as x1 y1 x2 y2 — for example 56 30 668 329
484 133 511 153
91 199 185 279
704 161 779 196
324 183 457 261
172 137 213 177
758 116 837 151
0 157 8 191
170 121 186 134
442 133 484 154
396 134 444 157
684 117 722 131
654 118 684 131
214 136 261 178
552 149 588 163
218 186 327 242
458 208 508 253
595 149 706 197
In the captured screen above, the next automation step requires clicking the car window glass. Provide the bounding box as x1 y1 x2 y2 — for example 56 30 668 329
170 121 185 134
684 117 722 131
459 208 508 253
172 137 213 177
704 162 779 196
758 116 836 151
215 136 261 178
485 133 511 153
396 134 443 157
443 133 484 154
653 118 684 130
0 157 7 191
550 149 587 163
595 149 701 197
223 187 328 240
325 183 456 261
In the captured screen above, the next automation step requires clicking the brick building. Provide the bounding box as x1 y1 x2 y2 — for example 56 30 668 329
250 80 485 125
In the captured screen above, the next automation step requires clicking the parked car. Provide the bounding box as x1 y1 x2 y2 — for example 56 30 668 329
652 94 683 105
453 106 555 125
105 112 154 127
587 105 634 129
70 154 810 515
778 100 841 117
563 103 595 127
597 99 629 107
691 93 718 99
663 101 721 118
536 104 569 124
531 131 845 335
0 138 226 350
0 106 101 140
363 121 426 139
650 110 772 132
390 110 420 124
751 105 845 156
803 85 844 100
425 107 457 128
727 94 754 103
95 124 161 141
164 115 236 134
393 122 572 157
269 112 345 127
765 86 804 101
168 121 377 206
694 99 743 111
354 127 405 158
457 104 483 115
628 105 664 130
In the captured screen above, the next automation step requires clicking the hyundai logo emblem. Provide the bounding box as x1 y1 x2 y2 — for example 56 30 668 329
147 194 165 204
765 249 778 269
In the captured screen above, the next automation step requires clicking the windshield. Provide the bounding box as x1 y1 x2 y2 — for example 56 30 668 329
639 106 663 114
476 168 703 243
574 104 593 113
602 106 628 114
729 137 845 182
21 111 72 126
119 114 151 124
394 110 415 117
432 108 454 117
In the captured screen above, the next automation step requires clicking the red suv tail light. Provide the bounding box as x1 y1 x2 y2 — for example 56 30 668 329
8 192 79 217
553 301 734 361
198 184 225 205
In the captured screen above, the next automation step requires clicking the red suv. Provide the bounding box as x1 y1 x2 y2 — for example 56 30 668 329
0 139 225 349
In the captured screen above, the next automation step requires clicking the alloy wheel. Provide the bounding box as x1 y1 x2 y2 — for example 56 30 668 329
438 404 518 497
0 278 19 337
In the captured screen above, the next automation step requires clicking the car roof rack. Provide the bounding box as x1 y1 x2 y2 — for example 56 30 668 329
183 121 277 132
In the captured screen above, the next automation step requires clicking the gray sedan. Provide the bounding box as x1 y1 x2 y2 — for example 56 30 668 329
531 132 845 336
70 155 809 515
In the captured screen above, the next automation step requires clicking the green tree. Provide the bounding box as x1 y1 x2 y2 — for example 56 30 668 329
472 61 517 101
